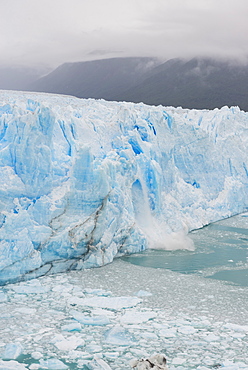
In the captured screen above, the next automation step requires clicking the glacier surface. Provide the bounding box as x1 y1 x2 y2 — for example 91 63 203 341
0 90 247 284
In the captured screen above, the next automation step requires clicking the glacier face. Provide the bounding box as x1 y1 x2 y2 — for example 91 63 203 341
0 90 247 285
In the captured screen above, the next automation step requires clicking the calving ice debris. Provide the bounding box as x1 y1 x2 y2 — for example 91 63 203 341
0 90 247 284
0 260 247 369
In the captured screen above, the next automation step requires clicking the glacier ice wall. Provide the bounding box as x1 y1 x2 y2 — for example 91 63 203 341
0 90 247 284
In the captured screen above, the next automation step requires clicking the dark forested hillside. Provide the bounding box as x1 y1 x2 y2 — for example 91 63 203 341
2 57 248 111
119 58 248 110
27 57 158 100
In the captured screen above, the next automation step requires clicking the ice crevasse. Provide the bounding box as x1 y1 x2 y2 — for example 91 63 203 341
0 90 247 285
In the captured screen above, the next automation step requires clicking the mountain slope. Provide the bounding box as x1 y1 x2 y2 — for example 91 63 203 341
0 66 48 91
119 58 248 110
28 57 158 100
25 57 248 111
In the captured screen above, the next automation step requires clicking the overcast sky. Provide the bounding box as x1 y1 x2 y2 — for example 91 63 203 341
1 0 248 68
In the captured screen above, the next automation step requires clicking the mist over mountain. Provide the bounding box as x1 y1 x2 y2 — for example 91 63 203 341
0 66 48 91
27 57 158 100
120 58 248 111
1 57 248 111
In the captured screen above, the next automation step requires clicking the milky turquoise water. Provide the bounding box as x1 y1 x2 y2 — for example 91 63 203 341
122 213 248 287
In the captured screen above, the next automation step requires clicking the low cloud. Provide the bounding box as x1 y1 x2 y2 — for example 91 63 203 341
0 0 248 68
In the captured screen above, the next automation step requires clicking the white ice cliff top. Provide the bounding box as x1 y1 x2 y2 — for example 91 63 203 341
0 90 247 284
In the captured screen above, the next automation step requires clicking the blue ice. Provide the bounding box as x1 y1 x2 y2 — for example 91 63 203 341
0 91 247 284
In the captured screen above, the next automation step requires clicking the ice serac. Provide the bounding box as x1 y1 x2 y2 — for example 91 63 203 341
0 90 247 285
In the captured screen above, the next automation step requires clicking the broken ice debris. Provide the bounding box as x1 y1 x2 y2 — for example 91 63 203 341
68 296 141 310
104 326 137 346
2 343 23 360
70 310 110 325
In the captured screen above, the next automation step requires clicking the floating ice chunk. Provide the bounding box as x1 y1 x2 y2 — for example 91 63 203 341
85 344 102 353
70 310 110 326
134 290 152 297
140 332 158 340
91 308 116 318
84 289 112 296
53 336 85 351
171 357 186 365
31 351 43 360
61 322 82 331
39 358 68 369
193 319 211 328
0 360 27 370
221 360 240 369
68 296 141 310
32 328 54 343
29 365 40 370
87 356 112 370
177 326 198 335
223 323 248 333
229 332 246 339
14 307 36 314
2 343 23 360
0 292 7 302
11 284 49 294
51 334 64 343
103 352 120 360
104 326 137 346
120 311 156 324
130 349 149 358
202 333 220 342
52 285 73 293
67 350 93 360
234 363 248 369
159 328 177 338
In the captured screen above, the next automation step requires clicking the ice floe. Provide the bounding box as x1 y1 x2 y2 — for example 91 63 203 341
0 259 247 369
68 296 142 310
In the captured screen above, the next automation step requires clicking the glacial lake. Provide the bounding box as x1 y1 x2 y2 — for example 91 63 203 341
0 213 247 369
122 212 248 287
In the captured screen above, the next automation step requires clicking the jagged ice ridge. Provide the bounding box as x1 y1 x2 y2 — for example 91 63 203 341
0 90 247 285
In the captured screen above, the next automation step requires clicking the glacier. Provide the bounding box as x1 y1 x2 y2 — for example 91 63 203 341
0 90 247 285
